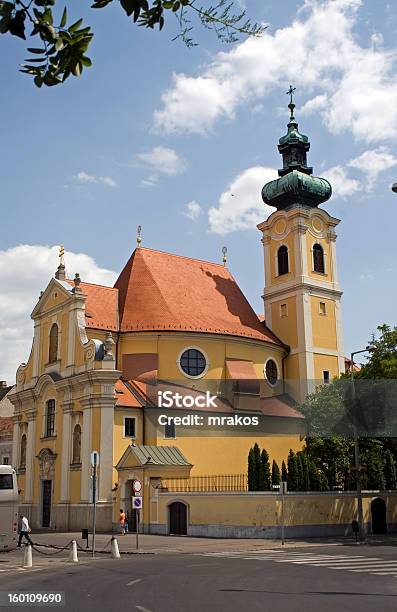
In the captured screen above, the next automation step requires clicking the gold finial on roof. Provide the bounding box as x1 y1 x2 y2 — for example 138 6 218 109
137 225 142 247
222 246 228 267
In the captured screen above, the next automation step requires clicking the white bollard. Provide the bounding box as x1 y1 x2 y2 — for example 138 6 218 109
22 544 32 568
111 536 120 559
69 540 78 563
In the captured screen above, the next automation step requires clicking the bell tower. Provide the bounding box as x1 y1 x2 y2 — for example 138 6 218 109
257 88 345 401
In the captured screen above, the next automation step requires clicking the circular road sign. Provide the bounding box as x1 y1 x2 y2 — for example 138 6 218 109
133 479 142 493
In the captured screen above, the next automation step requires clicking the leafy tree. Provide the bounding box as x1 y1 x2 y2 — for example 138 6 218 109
307 458 322 491
384 450 397 490
0 0 266 87
281 460 287 483
287 449 298 492
357 325 397 380
271 459 280 487
260 449 271 491
248 447 256 491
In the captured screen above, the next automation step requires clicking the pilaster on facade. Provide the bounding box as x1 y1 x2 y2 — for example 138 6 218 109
24 411 37 503
59 401 73 503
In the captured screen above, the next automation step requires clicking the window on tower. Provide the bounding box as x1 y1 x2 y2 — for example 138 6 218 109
313 243 325 274
277 246 289 276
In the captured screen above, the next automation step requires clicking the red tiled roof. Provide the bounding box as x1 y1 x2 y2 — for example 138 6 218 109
114 248 283 345
114 380 144 408
66 281 118 331
260 394 304 419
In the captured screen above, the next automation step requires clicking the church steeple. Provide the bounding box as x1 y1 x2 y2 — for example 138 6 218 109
262 87 332 211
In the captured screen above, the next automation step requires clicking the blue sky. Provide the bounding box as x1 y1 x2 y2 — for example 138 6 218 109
1 0 397 382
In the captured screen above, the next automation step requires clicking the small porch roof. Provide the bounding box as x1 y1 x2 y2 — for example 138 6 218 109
116 444 192 470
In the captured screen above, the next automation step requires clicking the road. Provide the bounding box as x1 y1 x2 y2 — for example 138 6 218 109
1 545 397 611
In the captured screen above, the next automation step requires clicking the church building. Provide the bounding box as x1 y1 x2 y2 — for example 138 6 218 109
9 97 345 532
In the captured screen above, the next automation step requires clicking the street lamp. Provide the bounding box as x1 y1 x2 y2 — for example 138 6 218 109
350 348 371 542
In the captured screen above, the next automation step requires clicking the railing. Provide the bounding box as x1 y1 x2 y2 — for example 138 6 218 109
160 474 248 492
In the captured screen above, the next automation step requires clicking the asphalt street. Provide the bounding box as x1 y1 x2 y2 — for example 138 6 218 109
1 545 397 612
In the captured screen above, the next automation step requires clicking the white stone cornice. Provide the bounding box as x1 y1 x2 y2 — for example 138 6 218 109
263 279 343 300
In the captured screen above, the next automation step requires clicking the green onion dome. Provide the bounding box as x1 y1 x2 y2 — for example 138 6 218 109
262 169 332 209
262 95 332 210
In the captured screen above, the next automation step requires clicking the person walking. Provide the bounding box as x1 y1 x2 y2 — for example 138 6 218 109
119 509 126 536
17 515 33 547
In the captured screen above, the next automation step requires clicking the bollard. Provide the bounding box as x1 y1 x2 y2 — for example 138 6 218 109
22 544 32 568
111 536 120 559
69 540 78 563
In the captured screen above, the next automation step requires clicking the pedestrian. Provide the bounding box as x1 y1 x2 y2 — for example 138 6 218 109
119 508 126 536
17 514 33 547
125 517 129 534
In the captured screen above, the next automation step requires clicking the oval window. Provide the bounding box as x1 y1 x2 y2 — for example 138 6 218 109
179 349 207 377
265 359 278 385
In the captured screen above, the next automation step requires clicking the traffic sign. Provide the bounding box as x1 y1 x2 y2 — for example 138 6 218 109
132 479 142 495
91 451 100 467
133 497 143 510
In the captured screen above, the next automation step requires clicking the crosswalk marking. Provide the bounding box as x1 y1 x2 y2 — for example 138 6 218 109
200 550 397 578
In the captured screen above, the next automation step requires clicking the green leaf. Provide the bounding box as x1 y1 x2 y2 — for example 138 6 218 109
172 1 180 11
55 38 64 51
162 1 174 8
68 18 83 32
60 6 67 28
80 56 92 67
34 74 43 88
27 47 46 54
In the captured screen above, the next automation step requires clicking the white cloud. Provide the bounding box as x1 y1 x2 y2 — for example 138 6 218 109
136 146 187 177
322 165 361 199
348 146 397 190
153 0 397 143
72 172 117 188
300 94 328 116
208 166 277 235
74 171 96 184
182 200 202 220
100 176 117 188
0 245 117 384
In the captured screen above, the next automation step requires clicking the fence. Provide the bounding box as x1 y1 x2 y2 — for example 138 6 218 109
160 474 248 492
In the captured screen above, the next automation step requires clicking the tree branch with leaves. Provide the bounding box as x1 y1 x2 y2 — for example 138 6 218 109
0 0 266 87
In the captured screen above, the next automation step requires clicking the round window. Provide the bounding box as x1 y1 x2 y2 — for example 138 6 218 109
265 359 278 385
179 348 207 377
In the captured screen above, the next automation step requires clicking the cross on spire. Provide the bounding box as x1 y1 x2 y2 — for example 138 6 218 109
286 84 296 105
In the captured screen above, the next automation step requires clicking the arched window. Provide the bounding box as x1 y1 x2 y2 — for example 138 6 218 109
49 323 59 363
313 243 325 273
20 434 27 469
72 424 81 464
277 245 289 276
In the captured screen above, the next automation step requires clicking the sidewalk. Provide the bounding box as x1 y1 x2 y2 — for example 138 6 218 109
1 532 396 574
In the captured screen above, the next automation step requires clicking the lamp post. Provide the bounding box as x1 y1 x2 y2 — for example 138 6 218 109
350 348 370 542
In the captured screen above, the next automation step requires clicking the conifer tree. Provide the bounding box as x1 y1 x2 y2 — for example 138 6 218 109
296 454 304 491
248 448 256 491
281 460 288 483
261 449 271 490
384 450 397 490
287 449 299 491
272 460 281 487
299 453 310 491
253 443 261 491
